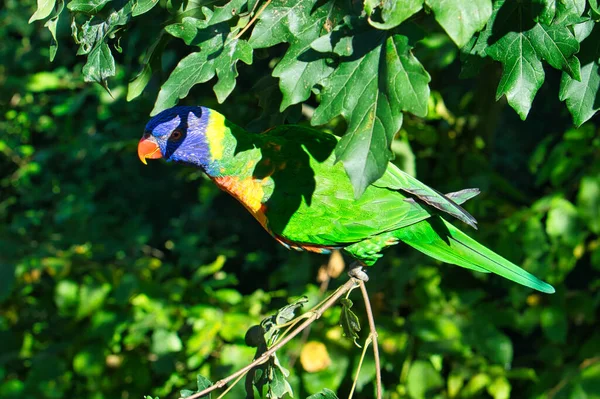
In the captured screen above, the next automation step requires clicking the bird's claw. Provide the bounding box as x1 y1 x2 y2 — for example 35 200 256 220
348 263 369 282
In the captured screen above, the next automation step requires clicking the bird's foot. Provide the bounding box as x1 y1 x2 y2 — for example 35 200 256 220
348 262 369 282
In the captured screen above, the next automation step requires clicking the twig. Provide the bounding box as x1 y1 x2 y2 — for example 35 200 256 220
348 335 373 399
547 356 600 399
182 278 359 399
233 0 273 40
289 274 332 368
358 281 382 399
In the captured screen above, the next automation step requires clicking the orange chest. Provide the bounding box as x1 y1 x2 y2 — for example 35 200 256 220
212 175 269 228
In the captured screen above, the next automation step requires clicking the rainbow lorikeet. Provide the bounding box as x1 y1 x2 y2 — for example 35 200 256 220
138 106 554 293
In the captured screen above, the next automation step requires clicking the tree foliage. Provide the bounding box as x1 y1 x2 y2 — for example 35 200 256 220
29 0 600 195
0 0 598 398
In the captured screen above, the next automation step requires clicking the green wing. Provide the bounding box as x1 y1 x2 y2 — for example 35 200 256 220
395 217 555 293
257 126 465 246
373 163 478 228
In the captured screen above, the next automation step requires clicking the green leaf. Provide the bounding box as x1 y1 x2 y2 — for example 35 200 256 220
55 280 79 314
366 0 423 30
540 306 568 343
559 27 600 126
29 0 57 23
0 263 16 302
546 198 584 246
406 360 444 399
246 76 302 132
249 0 317 48
67 0 111 14
76 282 111 319
482 0 582 119
73 348 105 377
312 32 430 197
132 0 159 16
339 298 361 346
554 0 586 26
268 360 293 398
152 33 253 115
485 3 543 119
44 0 65 61
577 175 600 234
307 388 338 399
529 22 580 80
152 329 183 355
82 42 116 84
181 374 212 398
127 34 170 101
426 0 492 47
251 0 343 111
487 377 511 399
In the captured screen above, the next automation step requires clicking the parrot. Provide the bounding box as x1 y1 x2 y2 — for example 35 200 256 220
138 106 554 294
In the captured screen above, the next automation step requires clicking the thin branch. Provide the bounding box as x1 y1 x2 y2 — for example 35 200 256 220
358 281 382 399
233 0 273 40
547 356 600 399
182 278 359 399
348 335 372 399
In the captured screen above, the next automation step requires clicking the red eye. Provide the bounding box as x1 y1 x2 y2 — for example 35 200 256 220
170 130 183 141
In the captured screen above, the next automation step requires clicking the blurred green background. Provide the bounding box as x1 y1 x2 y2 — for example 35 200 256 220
1 1 599 398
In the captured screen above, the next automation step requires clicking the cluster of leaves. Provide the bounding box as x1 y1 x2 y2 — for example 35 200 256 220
1 0 599 398
30 0 600 196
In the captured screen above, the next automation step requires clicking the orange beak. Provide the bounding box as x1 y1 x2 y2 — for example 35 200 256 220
138 136 162 165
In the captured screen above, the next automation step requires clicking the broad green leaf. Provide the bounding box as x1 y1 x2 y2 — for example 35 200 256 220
249 0 317 48
165 17 205 45
73 348 105 376
76 282 111 319
213 39 253 103
546 198 584 246
540 306 568 343
67 0 111 14
482 0 582 119
529 23 580 80
559 27 600 126
426 0 492 47
307 388 338 398
487 377 511 399
55 280 79 314
269 362 293 398
532 0 556 25
152 329 183 355
312 32 430 197
407 360 444 399
132 0 159 16
82 42 116 84
152 33 252 114
29 0 57 22
44 0 65 61
181 375 212 398
485 6 543 118
127 34 170 101
366 0 423 30
252 0 343 110
577 175 600 234
554 0 586 25
339 298 360 345
246 76 302 132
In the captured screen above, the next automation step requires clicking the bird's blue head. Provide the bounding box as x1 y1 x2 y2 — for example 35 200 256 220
138 106 213 167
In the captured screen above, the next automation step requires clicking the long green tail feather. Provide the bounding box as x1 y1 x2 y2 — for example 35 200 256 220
396 217 555 293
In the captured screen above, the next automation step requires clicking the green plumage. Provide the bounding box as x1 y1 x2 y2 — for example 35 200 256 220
142 106 555 294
